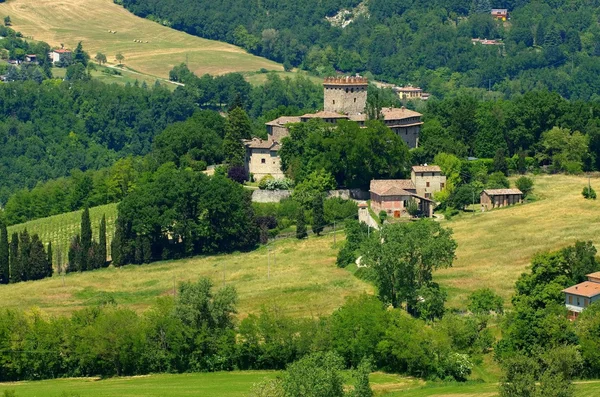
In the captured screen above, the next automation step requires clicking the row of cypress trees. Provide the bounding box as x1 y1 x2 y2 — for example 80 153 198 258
0 223 53 284
68 208 108 272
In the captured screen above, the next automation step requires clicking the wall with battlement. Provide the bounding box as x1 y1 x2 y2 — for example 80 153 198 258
323 76 368 115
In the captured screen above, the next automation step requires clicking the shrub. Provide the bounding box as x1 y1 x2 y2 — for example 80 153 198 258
378 210 387 224
487 171 510 189
439 353 473 382
583 186 597 200
258 174 274 189
467 288 504 314
227 166 248 184
515 176 534 198
406 198 420 217
259 175 293 190
325 197 357 223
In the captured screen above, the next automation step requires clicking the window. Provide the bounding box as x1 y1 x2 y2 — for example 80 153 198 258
441 183 445 189
351 88 354 93
577 297 581 306
568 295 573 304
425 193 431 198
261 159 266 164
333 100 335 105
426 182 430 187
354 98 357 103
585 298 590 307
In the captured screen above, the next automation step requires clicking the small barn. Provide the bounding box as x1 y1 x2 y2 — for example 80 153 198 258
480 189 523 210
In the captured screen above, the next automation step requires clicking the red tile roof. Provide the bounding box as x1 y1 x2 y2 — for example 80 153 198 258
483 189 523 196
370 179 416 196
412 165 442 173
562 281 600 298
53 49 71 54
300 111 348 119
265 116 301 127
243 138 280 150
380 107 422 120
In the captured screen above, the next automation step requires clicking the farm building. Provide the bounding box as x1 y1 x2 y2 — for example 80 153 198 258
562 272 600 320
369 179 434 218
411 165 446 199
480 189 523 210
243 138 284 180
49 49 72 64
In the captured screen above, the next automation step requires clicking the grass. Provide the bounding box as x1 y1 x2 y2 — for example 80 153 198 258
438 174 600 309
52 66 178 89
0 232 372 317
7 204 118 269
0 0 282 80
1 371 599 397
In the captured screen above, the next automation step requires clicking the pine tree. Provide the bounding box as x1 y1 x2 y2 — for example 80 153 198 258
296 207 308 239
0 222 9 284
46 241 53 277
80 207 92 270
9 232 19 283
98 214 107 268
19 230 31 281
312 194 325 236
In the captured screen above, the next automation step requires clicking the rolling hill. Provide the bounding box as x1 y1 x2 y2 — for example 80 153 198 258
0 0 282 79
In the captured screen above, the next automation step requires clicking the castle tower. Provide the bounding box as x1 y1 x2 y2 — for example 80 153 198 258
323 76 368 115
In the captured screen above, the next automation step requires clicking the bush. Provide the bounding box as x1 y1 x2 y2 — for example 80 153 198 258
282 352 346 397
439 353 473 382
515 176 534 198
487 171 509 189
324 197 357 223
583 186 597 200
228 166 248 184
259 175 293 190
258 174 274 189
378 210 387 224
467 288 504 314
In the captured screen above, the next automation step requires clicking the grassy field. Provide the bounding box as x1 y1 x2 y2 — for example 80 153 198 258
7 203 118 269
0 232 372 317
0 0 282 79
52 66 178 89
438 174 600 308
0 371 599 397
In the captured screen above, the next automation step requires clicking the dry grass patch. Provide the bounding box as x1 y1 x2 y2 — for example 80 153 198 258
0 0 282 78
0 233 373 317
437 174 600 309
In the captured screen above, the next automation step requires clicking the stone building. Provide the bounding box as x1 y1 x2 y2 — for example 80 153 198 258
243 138 284 180
323 76 368 115
480 189 523 210
411 165 446 199
369 179 434 218
266 116 301 142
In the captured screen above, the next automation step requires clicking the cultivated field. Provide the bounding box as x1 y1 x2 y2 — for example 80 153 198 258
7 203 118 268
0 0 282 79
0 371 599 397
0 232 372 317
438 174 600 308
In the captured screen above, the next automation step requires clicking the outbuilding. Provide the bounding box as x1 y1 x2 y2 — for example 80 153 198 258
480 189 522 210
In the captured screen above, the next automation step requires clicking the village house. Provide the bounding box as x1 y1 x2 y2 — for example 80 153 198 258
245 75 424 181
242 138 284 180
369 179 435 218
24 54 37 64
562 272 600 320
491 8 508 21
480 189 523 210
395 85 431 100
471 38 504 46
49 49 72 64
411 165 446 199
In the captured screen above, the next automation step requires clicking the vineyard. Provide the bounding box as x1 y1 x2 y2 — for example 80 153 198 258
7 203 118 269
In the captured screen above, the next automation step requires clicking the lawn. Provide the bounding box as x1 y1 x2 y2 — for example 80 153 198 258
0 0 282 79
1 371 599 397
438 174 600 309
0 231 372 317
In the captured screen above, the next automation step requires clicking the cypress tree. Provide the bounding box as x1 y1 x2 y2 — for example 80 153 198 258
98 214 107 268
28 234 47 281
80 207 92 270
312 194 325 236
0 222 9 284
223 107 251 167
19 230 31 281
296 207 308 239
68 235 83 273
9 232 19 283
46 241 53 277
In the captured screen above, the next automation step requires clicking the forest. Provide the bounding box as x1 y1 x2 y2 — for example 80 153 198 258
118 0 600 99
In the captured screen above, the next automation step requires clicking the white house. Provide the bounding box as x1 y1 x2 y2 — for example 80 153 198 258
562 272 600 320
49 49 72 64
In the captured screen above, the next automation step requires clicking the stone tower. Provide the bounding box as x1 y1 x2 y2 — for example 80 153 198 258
323 76 368 115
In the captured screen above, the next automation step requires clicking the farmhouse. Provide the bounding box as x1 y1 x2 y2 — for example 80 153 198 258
491 8 508 20
243 138 284 180
370 179 435 218
411 165 446 199
480 189 523 210
562 272 600 320
266 116 301 142
49 49 72 64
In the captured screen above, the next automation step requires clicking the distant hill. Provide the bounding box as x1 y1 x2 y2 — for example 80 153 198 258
0 0 282 79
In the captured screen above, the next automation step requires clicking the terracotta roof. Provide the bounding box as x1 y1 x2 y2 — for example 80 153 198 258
587 272 600 279
243 138 280 150
348 114 367 122
396 86 423 92
265 116 301 127
380 107 422 120
562 281 600 298
370 179 416 196
53 49 71 54
483 189 523 196
300 111 349 119
412 165 442 173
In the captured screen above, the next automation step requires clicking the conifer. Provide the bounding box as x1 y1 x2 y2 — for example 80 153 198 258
9 232 19 283
312 194 325 236
19 230 31 281
80 207 92 270
46 241 53 277
0 222 8 284
296 207 308 239
98 214 107 268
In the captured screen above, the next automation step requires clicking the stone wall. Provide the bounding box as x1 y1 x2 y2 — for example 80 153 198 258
251 188 369 203
245 148 285 180
324 84 368 115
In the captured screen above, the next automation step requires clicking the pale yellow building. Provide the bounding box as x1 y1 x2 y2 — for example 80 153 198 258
410 165 446 199
243 138 284 180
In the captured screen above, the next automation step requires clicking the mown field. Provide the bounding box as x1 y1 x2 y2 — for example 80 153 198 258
0 371 599 397
0 231 372 317
0 0 282 79
7 203 118 269
438 174 600 308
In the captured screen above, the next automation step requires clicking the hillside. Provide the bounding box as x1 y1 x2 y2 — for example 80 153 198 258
0 0 282 79
0 232 373 317
438 174 600 308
